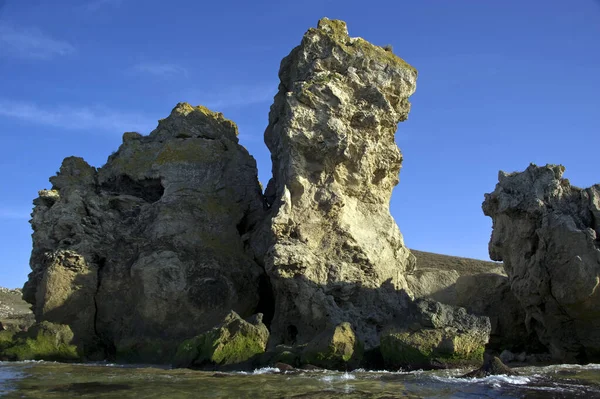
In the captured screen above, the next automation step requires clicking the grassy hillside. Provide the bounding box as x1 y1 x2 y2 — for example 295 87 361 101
410 249 504 276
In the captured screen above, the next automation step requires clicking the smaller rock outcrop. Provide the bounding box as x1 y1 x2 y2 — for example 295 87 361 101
0 321 78 361
173 311 269 369
483 164 600 362
0 287 34 332
462 355 518 378
301 322 362 370
380 299 490 369
406 252 535 352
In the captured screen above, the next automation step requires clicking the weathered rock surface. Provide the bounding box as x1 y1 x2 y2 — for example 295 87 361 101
0 287 34 332
406 252 536 352
380 299 491 369
249 17 418 350
462 355 517 378
301 321 362 370
173 311 269 369
25 103 265 360
483 164 600 362
0 321 78 362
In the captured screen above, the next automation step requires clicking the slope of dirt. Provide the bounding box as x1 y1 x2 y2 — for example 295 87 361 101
411 249 504 276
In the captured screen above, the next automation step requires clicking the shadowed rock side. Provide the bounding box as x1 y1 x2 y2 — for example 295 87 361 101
483 163 600 362
407 251 539 352
249 18 418 350
24 103 265 360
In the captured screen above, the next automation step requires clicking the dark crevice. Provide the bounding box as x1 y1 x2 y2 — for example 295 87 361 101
92 256 115 359
100 175 164 203
254 273 275 329
236 213 251 236
286 325 298 346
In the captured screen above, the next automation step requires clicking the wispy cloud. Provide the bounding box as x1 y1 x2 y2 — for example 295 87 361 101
0 99 154 133
0 25 75 60
187 83 277 110
83 0 124 12
0 208 30 220
132 62 189 78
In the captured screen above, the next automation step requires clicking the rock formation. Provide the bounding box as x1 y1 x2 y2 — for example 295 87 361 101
23 18 494 369
406 252 537 352
380 299 491 369
483 164 600 362
249 17 418 350
25 103 265 360
461 355 517 378
173 311 269 369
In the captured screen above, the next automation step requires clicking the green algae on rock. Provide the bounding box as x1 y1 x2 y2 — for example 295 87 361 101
380 299 490 369
0 321 78 361
301 322 363 370
380 328 485 369
173 311 269 369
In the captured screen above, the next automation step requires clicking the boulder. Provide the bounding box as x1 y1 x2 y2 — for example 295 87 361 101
407 252 538 352
462 355 518 378
24 103 265 361
380 299 490 369
483 164 600 362
249 17 418 350
301 322 363 370
0 321 78 361
173 311 269 369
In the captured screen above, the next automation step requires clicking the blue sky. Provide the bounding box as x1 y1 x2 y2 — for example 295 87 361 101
0 0 598 288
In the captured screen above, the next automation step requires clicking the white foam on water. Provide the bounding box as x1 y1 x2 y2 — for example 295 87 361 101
320 372 356 382
435 374 532 386
235 367 281 375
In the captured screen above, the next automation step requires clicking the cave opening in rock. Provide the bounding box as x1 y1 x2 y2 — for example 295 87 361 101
254 274 275 329
286 324 298 345
100 175 164 203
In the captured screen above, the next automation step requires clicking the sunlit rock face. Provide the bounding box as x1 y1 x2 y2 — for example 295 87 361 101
250 18 418 350
483 163 600 362
25 103 265 359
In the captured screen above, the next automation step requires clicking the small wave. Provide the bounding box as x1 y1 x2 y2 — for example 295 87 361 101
236 367 281 375
351 368 424 375
435 374 531 386
544 363 600 371
320 372 356 382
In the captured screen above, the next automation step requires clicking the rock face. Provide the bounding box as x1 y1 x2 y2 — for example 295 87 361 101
0 287 34 332
24 103 265 360
380 299 491 369
173 311 269 369
301 322 363 370
406 253 536 352
483 164 600 362
250 17 418 350
0 321 78 362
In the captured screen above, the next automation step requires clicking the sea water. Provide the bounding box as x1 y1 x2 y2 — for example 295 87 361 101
1 361 600 398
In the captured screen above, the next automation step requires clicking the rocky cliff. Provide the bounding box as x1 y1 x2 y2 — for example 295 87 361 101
20 18 493 368
483 164 600 362
25 103 265 359
249 18 418 349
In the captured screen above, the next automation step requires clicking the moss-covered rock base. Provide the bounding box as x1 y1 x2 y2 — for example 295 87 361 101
0 321 79 361
380 327 486 370
301 322 363 370
173 311 269 369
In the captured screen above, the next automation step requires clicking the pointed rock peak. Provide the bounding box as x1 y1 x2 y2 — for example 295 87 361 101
49 156 97 190
151 102 239 142
306 17 415 75
316 17 348 37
